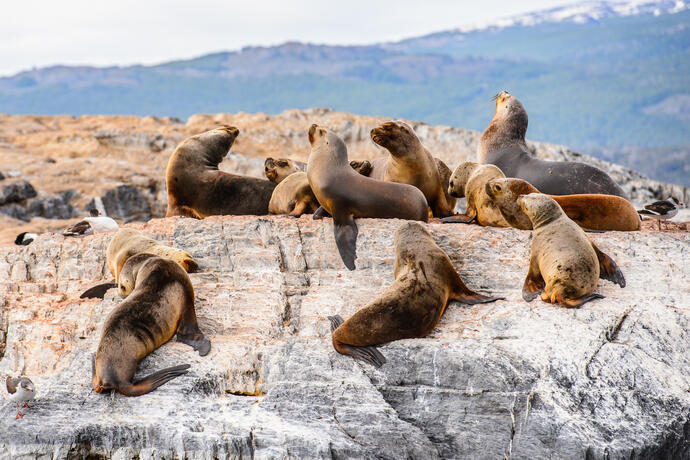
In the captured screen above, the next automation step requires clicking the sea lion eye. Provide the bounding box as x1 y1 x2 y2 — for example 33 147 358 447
278 161 288 167
495 185 502 191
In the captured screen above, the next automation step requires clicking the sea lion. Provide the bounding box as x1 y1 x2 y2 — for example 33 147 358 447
486 178 641 231
266 157 373 184
369 121 454 217
478 91 626 198
264 158 306 184
328 221 501 367
166 127 276 218
306 124 428 270
518 193 625 308
441 162 508 226
80 228 199 299
92 253 210 396
268 172 320 217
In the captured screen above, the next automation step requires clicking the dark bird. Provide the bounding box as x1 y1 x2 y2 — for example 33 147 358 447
637 197 684 230
6 376 35 419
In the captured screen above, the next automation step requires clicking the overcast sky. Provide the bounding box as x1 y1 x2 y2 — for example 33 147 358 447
1 0 572 76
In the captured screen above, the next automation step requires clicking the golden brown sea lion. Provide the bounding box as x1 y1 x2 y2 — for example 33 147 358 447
92 254 210 396
264 158 306 184
166 127 276 218
268 172 320 217
328 221 501 366
306 124 428 270
369 121 454 217
486 178 641 231
80 228 199 299
479 91 626 198
518 193 625 308
441 162 508 226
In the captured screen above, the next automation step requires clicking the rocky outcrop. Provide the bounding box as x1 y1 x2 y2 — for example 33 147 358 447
0 216 688 458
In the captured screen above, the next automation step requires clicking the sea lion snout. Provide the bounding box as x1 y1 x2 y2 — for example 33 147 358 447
308 124 320 144
216 126 239 139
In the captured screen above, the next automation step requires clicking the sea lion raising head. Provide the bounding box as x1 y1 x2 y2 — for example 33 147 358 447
264 157 306 184
306 124 428 270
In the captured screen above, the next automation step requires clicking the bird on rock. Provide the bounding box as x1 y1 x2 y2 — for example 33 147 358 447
64 209 119 236
6 376 35 419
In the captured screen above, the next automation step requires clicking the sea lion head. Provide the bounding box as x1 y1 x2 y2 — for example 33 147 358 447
117 253 158 298
370 120 419 155
349 159 373 176
448 161 480 198
186 126 240 167
486 178 537 201
264 157 300 183
308 124 348 163
491 91 528 141
393 221 432 264
517 193 563 228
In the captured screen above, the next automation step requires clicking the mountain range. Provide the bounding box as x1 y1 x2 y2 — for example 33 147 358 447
1 0 688 185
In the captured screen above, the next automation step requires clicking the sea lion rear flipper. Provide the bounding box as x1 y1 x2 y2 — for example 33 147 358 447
440 214 477 224
288 200 308 218
182 258 199 273
327 315 386 368
522 257 545 302
450 282 503 305
591 242 626 288
119 364 191 397
313 206 331 220
176 303 211 356
557 293 605 308
80 283 118 299
333 214 358 271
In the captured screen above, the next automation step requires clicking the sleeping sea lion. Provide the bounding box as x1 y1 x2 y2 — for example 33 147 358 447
268 172 320 217
92 254 210 396
486 178 641 231
328 221 501 366
306 124 428 270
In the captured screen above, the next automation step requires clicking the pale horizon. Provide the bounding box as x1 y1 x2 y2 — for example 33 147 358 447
1 0 577 77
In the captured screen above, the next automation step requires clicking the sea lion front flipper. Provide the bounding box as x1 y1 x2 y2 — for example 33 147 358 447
556 293 605 308
440 214 477 224
333 214 358 271
450 277 503 305
590 242 626 288
313 206 331 220
80 283 118 299
119 364 191 397
176 300 211 356
288 200 309 218
522 257 545 302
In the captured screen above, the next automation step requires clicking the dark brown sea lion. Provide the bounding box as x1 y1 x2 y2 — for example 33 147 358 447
268 172 320 217
518 193 625 308
486 178 641 231
92 254 210 396
478 91 626 198
166 127 276 218
368 121 454 217
306 124 428 270
328 221 501 366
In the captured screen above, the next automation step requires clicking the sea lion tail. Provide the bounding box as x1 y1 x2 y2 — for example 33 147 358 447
80 283 118 299
119 364 191 397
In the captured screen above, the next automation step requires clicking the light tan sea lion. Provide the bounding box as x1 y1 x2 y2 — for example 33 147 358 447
328 221 501 366
518 193 626 308
264 158 306 184
441 162 508 226
306 124 428 270
268 172 320 217
92 254 210 396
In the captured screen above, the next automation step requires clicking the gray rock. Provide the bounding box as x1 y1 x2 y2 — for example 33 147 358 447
26 196 76 220
0 203 30 222
101 185 152 222
0 216 688 459
0 181 36 206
